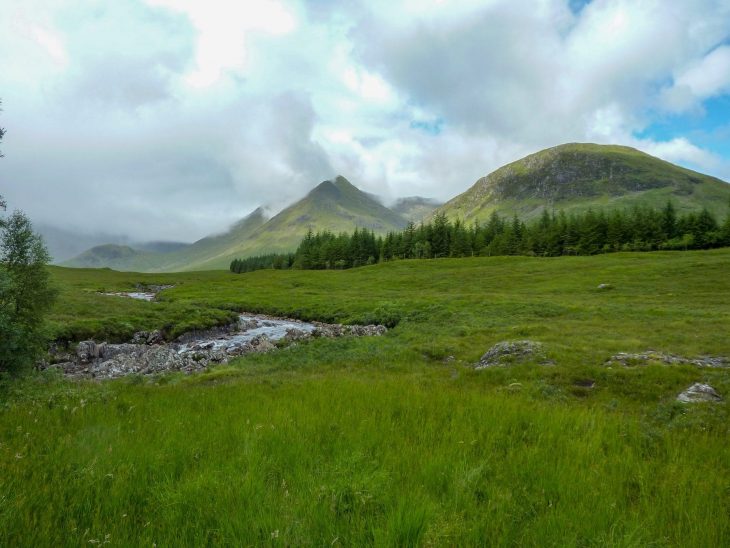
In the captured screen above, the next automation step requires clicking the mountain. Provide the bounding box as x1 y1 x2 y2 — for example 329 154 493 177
391 196 444 223
62 207 267 271
64 176 410 271
134 241 191 254
436 143 730 223
63 244 147 269
36 224 131 263
187 176 409 270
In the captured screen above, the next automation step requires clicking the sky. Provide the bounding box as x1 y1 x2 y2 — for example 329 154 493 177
1 0 730 243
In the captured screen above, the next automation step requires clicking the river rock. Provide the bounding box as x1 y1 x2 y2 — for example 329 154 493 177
476 340 548 369
346 325 388 336
284 328 309 342
131 330 164 345
76 341 102 362
248 334 275 353
676 383 722 403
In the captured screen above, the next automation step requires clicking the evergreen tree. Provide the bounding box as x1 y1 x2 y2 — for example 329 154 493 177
662 200 678 240
431 213 450 258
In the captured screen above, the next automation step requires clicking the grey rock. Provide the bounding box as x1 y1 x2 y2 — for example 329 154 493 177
606 351 729 368
476 340 549 369
248 334 275 353
131 330 164 345
284 328 309 341
76 341 101 362
597 283 613 290
677 383 722 403
346 324 388 337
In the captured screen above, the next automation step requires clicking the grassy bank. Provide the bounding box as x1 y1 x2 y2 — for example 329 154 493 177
2 249 729 545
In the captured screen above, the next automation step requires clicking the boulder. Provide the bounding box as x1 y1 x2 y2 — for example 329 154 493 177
677 383 722 403
476 340 549 369
284 328 310 342
248 334 275 353
76 341 101 363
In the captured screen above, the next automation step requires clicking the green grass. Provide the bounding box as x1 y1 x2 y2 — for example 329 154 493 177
2 249 730 545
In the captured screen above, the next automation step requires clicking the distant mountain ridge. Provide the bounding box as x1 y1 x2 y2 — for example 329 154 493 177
63 146 730 272
435 143 730 222
391 196 443 222
64 176 410 271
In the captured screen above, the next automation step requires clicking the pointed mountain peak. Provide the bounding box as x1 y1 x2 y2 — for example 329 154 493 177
248 206 266 218
308 179 341 200
333 175 355 189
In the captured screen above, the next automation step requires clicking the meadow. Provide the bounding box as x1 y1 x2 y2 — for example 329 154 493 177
1 250 730 545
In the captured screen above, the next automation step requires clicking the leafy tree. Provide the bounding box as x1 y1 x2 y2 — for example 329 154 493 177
0 105 57 373
1 209 57 371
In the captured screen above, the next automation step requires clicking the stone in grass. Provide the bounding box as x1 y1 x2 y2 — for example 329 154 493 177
597 283 613 290
676 383 722 403
476 340 551 369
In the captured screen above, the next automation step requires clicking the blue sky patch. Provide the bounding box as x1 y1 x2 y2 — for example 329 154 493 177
638 95 730 158
410 118 444 136
569 0 592 15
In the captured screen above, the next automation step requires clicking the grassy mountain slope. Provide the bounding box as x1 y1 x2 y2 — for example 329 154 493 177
140 207 269 272
184 176 408 270
391 196 443 222
437 143 730 223
62 208 267 272
64 177 408 272
63 244 148 269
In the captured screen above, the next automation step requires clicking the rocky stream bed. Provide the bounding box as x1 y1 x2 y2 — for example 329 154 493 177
40 314 387 380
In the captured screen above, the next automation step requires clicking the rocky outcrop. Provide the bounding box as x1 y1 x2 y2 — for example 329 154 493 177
677 383 723 403
475 340 551 369
606 351 729 368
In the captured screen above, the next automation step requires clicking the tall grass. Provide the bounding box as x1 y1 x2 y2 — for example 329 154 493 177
1 373 728 546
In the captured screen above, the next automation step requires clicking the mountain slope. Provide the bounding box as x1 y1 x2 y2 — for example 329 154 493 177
391 196 443 223
437 143 730 223
141 207 269 272
190 176 409 270
63 244 148 269
63 208 266 271
64 177 409 272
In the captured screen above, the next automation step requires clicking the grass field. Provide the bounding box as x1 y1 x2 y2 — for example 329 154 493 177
2 250 730 545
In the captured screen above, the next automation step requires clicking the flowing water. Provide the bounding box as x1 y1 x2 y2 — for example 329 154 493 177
177 314 318 354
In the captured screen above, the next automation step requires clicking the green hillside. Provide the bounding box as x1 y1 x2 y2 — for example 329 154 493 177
391 196 443 222
62 208 267 272
193 176 408 269
437 143 730 223
63 244 148 269
140 207 268 272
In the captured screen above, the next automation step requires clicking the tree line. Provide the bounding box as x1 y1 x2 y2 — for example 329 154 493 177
231 202 730 273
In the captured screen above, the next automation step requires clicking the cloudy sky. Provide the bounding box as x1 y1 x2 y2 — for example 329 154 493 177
1 0 730 242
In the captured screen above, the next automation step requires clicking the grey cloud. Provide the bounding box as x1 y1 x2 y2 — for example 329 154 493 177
1 87 332 242
59 1 194 109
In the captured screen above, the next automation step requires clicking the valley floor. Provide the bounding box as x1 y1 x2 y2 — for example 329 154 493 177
2 250 730 545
